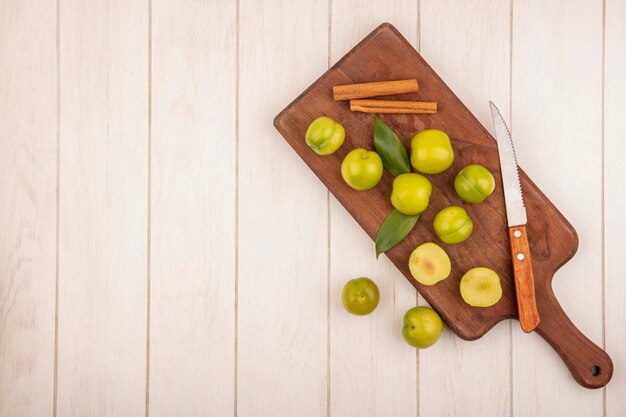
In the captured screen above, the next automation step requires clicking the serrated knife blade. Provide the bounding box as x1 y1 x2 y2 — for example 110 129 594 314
489 101 540 333
489 102 527 227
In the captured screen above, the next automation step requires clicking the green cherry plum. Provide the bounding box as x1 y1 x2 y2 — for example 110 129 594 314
342 277 380 316
390 173 432 215
410 129 455 174
402 306 444 348
341 148 383 190
433 206 473 244
454 164 496 203
305 116 345 155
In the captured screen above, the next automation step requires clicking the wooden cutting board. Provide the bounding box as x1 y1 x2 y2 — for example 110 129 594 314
273 23 612 389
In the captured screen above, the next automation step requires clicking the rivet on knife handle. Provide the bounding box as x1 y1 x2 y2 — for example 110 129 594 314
508 225 540 332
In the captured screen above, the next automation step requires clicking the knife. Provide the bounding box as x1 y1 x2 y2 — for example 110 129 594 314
489 101 540 333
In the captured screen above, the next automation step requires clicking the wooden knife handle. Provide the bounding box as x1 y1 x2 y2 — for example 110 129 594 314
508 225 540 332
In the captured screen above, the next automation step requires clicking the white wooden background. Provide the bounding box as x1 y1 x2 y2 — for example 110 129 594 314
1 0 624 416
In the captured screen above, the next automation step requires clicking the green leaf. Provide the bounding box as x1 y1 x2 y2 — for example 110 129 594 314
375 209 419 258
373 115 411 176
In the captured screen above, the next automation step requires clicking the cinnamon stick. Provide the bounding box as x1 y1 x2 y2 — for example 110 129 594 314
333 79 418 101
350 99 437 114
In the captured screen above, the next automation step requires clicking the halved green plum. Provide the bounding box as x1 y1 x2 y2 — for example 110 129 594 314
408 242 451 286
460 267 502 307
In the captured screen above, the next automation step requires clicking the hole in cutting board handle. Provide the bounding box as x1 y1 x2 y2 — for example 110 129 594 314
590 365 601 376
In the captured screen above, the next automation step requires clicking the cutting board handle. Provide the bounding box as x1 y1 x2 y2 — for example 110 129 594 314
535 283 613 388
